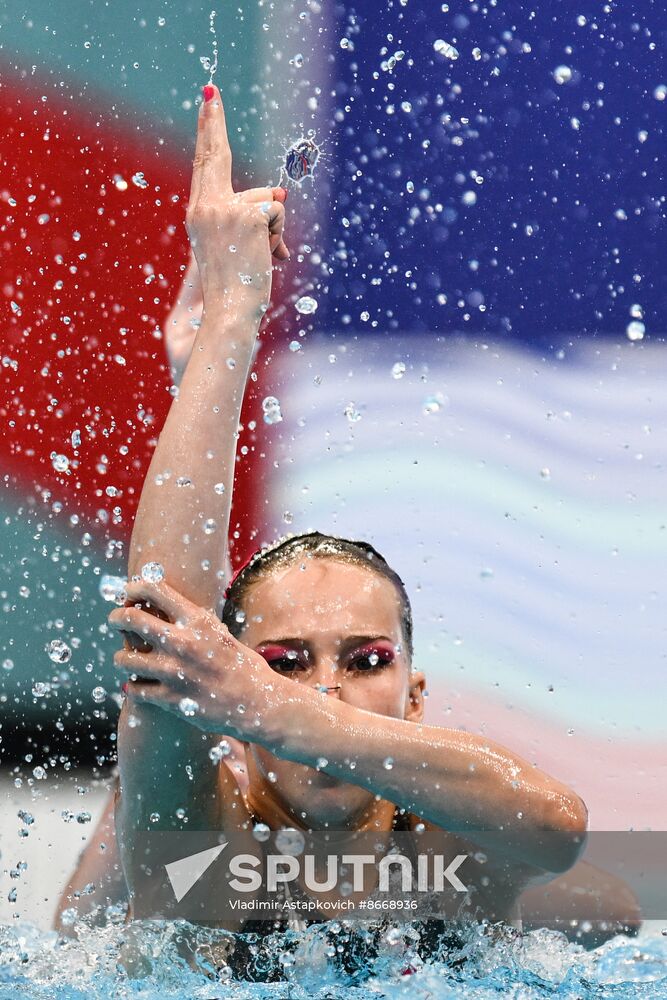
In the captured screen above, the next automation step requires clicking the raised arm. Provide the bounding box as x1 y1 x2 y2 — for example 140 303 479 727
113 83 289 915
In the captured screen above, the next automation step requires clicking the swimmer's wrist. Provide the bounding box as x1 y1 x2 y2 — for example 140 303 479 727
200 295 264 335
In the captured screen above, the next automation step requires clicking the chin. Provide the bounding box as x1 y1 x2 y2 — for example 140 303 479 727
291 775 371 825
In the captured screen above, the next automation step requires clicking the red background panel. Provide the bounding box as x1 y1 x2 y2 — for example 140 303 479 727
0 75 289 567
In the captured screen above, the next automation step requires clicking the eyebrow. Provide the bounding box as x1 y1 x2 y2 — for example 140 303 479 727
254 634 395 651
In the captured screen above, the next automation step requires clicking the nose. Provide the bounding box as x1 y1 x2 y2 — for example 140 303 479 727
311 661 341 696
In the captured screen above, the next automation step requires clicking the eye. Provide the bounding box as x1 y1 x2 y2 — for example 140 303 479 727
268 656 306 675
257 646 308 675
349 648 394 673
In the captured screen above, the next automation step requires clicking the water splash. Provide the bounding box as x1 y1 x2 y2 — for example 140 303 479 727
0 915 663 997
208 9 218 85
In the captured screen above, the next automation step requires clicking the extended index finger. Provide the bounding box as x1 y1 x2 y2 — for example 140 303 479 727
189 83 234 207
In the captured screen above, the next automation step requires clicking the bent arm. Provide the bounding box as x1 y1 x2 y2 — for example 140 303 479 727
264 691 588 874
115 302 261 909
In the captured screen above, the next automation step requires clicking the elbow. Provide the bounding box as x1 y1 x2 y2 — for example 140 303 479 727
542 791 589 875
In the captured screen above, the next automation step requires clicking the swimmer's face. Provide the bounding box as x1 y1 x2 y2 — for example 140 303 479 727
238 557 426 828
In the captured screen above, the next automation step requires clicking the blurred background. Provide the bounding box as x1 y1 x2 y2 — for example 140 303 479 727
0 0 665 930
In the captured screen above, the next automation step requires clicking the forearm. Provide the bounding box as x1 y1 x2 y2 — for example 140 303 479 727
116 302 259 884
115 685 226 900
267 689 588 872
129 300 260 606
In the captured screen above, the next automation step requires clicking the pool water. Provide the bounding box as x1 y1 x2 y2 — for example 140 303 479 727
0 916 665 999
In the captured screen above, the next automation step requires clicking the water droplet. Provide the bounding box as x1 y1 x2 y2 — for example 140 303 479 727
422 393 446 415
288 340 302 352
131 172 149 189
141 562 165 584
179 698 199 717
295 295 318 315
176 476 193 487
209 739 232 763
71 429 81 448
253 822 271 841
433 39 459 60
51 453 70 473
653 84 667 101
2 658 14 671
383 756 394 770
76 811 92 824
213 482 225 495
150 812 160 823
480 567 494 580
262 396 283 425
626 320 645 342
553 65 573 85
37 213 50 225
47 639 71 664
32 681 51 697
91 686 106 704
391 361 406 379
267 770 278 783
99 574 126 603
316 756 329 769
202 518 217 534
276 828 305 855
540 467 551 479
344 401 362 423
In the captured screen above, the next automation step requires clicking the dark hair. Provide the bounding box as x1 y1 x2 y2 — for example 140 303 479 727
221 531 414 665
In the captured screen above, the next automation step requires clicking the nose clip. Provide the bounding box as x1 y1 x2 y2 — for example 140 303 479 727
314 684 342 694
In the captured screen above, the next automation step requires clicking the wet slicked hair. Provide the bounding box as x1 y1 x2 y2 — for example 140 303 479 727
221 530 414 665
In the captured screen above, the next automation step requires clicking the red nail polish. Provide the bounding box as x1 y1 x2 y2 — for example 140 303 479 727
121 682 128 694
279 187 288 202
203 85 215 104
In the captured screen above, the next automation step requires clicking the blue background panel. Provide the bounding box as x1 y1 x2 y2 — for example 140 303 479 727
323 2 666 342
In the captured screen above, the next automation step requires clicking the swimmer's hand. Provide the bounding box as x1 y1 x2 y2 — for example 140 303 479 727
108 577 281 741
185 83 289 322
